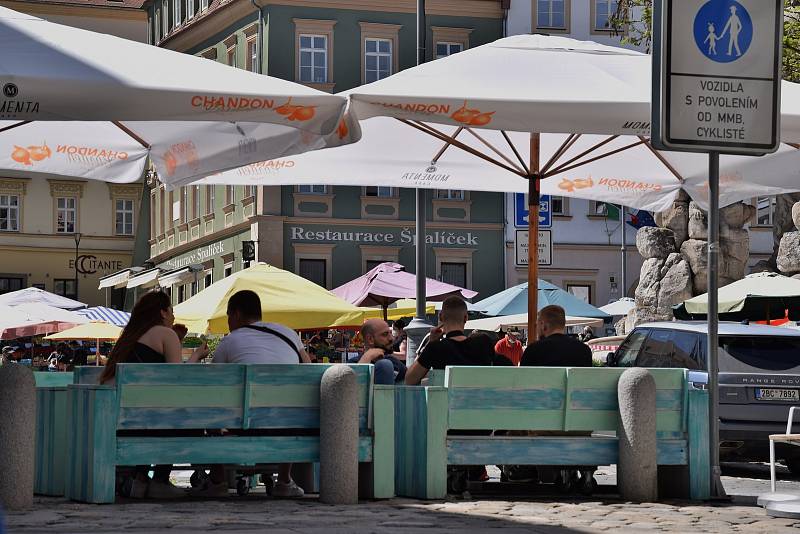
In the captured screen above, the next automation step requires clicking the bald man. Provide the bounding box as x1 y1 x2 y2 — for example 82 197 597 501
354 319 407 384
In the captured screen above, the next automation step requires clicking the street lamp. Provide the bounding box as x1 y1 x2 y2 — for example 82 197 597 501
73 232 81 301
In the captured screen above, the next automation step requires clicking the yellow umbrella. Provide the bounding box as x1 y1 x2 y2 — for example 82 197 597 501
361 299 435 321
173 263 369 334
44 321 122 366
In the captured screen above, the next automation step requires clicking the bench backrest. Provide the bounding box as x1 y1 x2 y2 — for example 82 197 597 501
114 363 373 432
34 372 73 387
444 366 687 434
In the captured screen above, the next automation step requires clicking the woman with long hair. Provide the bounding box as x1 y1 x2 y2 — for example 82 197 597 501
100 290 208 499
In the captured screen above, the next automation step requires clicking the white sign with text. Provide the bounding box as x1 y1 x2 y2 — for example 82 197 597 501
515 230 552 267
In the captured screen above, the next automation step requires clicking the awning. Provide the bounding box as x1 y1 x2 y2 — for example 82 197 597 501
98 267 142 290
126 268 162 289
158 265 203 287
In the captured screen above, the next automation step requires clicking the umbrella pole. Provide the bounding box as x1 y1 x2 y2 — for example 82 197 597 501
527 133 541 340
96 338 100 366
383 305 388 322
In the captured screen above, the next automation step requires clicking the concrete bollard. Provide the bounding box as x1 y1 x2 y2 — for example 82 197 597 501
617 367 658 502
320 365 359 504
0 364 36 510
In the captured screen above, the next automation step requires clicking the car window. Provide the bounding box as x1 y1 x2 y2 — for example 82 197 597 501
615 329 648 367
720 336 800 372
669 331 702 370
637 329 674 367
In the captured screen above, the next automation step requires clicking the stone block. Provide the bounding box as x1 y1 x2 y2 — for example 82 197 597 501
319 365 358 504
618 368 657 503
0 364 35 510
636 227 676 259
777 231 800 275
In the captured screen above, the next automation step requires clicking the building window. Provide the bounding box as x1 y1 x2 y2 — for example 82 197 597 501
365 38 392 83
593 0 618 31
0 276 24 295
115 198 135 236
177 284 186 303
161 0 168 35
756 196 776 226
0 194 19 232
225 185 235 205
205 185 215 215
227 44 237 67
247 38 259 72
224 263 233 278
435 190 464 200
190 279 198 296
298 185 328 194
204 269 213 289
365 186 394 197
180 187 189 223
538 0 566 29
567 283 592 304
551 196 566 215
299 258 326 288
160 187 166 234
224 34 238 68
54 279 77 300
243 185 256 200
154 9 160 42
192 185 200 220
56 197 76 233
440 262 467 288
150 191 156 239
172 0 181 28
299 35 327 83
185 0 194 20
436 42 463 58
199 0 207 12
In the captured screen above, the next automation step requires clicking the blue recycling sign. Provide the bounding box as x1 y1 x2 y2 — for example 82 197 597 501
514 193 551 229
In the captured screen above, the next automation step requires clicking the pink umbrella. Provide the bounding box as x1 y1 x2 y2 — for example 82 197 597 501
333 262 477 320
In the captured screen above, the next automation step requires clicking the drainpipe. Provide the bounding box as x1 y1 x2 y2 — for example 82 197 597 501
250 0 264 74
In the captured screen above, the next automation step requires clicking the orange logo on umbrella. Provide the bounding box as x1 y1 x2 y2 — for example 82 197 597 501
11 143 51 166
336 118 349 140
558 177 594 193
451 100 495 127
275 98 316 122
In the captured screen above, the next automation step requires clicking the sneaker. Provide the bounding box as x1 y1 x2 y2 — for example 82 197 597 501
189 479 229 498
147 479 186 499
272 479 304 498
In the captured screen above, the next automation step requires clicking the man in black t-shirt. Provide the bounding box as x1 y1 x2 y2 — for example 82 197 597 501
405 296 510 385
521 305 592 367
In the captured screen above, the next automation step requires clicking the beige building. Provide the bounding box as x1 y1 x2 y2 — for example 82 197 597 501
0 178 143 306
0 0 147 306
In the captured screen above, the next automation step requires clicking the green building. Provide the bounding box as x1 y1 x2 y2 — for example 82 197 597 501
138 0 507 303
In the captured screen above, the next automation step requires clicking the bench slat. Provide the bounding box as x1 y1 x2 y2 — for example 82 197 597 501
117 364 244 386
247 364 372 386
117 407 241 429
34 372 73 387
249 384 368 408
449 409 565 431
449 387 564 411
117 435 373 464
120 386 243 408
447 436 688 466
248 407 369 430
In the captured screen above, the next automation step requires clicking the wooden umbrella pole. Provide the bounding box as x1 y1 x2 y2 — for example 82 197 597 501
527 132 541 341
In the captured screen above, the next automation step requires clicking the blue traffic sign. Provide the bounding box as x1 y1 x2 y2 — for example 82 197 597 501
514 193 551 229
693 0 753 63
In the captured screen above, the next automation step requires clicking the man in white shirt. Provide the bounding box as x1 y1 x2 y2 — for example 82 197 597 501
192 290 310 499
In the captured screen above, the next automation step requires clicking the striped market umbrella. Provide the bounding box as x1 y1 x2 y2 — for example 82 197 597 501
75 306 130 327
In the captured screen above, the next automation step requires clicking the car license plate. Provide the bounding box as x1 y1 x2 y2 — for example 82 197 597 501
755 388 799 401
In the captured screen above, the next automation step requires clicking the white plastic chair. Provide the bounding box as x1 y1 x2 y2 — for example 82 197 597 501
770 406 800 492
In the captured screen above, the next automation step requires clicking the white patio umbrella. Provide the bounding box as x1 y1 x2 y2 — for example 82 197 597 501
0 7 356 187
465 313 603 332
599 298 636 317
0 287 86 309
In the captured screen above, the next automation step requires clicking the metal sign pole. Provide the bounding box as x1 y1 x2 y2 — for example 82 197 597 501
707 151 726 498
620 205 627 298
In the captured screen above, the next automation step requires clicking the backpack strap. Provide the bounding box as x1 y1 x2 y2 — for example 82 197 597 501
242 324 302 363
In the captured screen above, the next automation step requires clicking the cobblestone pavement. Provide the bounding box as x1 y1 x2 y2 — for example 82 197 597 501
6 462 800 533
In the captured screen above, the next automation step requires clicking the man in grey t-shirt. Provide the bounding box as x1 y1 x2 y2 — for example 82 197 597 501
191 290 309 499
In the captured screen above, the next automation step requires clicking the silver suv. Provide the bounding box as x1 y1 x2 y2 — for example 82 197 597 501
609 321 800 473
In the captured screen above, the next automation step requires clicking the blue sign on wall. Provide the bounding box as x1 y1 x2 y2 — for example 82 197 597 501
515 193 551 229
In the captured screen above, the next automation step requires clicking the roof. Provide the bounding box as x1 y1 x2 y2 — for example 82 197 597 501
636 321 800 337
7 0 144 9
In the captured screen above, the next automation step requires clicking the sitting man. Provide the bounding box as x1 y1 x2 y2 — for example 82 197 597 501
406 296 510 385
192 289 310 498
494 329 524 366
354 319 406 385
521 305 592 367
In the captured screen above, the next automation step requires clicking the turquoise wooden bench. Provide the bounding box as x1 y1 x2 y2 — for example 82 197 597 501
34 367 104 496
63 363 394 503
395 366 710 500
